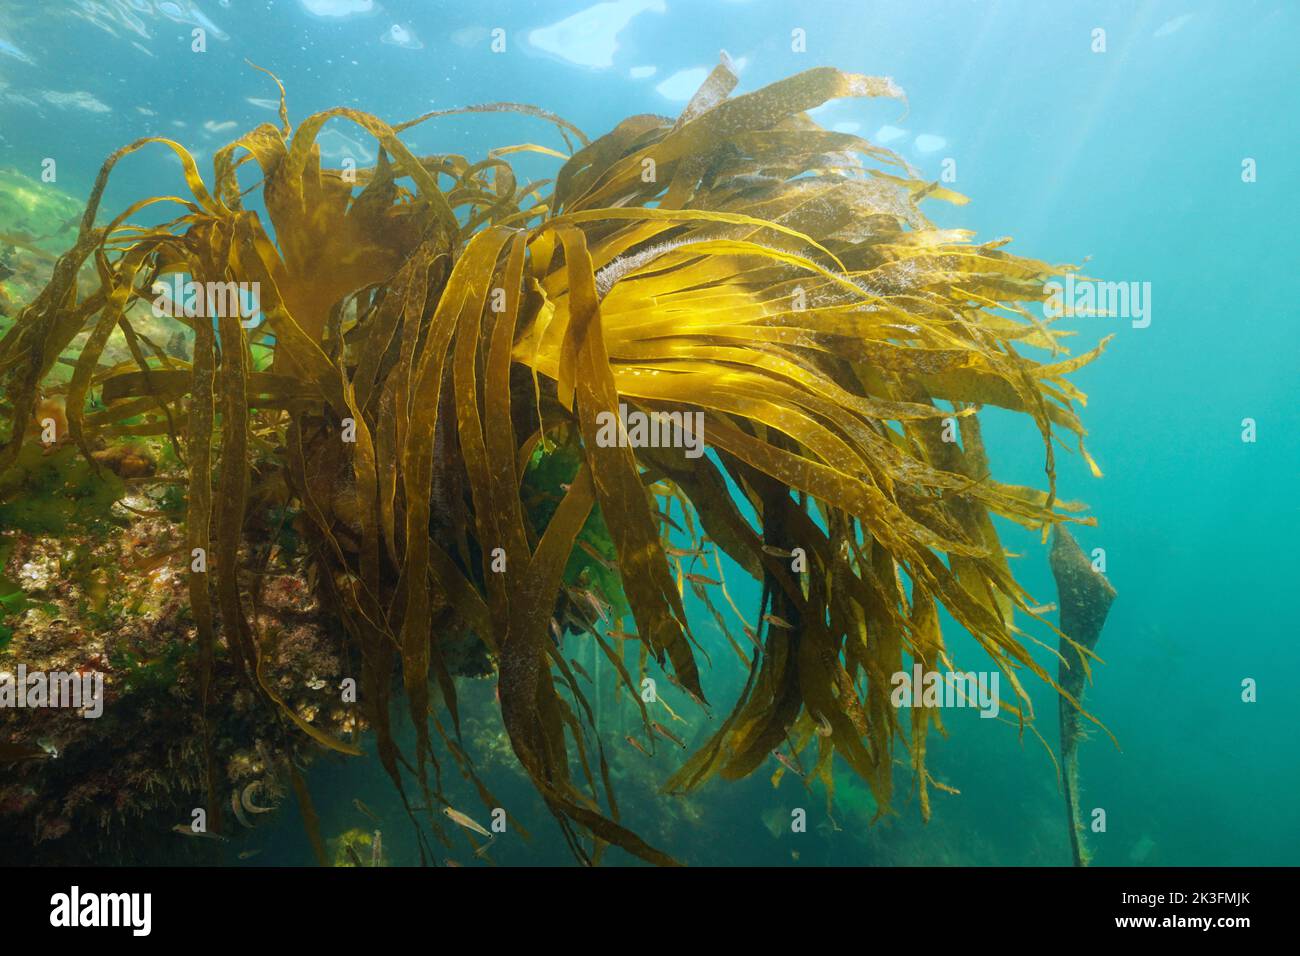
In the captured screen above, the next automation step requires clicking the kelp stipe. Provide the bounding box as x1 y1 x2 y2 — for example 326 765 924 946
0 55 1111 864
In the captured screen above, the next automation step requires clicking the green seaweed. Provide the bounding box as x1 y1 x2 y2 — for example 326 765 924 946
0 442 125 534
0 538 58 652
107 641 194 695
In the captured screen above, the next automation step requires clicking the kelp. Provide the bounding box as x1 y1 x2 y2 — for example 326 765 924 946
0 56 1109 865
1049 526 1117 866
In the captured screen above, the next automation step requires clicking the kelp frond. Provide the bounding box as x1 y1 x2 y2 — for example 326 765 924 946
0 56 1109 864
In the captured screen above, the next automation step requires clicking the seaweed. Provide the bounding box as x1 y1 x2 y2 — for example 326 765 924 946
106 641 194 696
0 442 126 534
0 56 1109 864
0 568 57 651
1050 526 1117 866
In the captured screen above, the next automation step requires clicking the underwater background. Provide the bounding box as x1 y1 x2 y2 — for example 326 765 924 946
0 0 1296 867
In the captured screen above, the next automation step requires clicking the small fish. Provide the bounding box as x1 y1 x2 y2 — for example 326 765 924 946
664 673 709 710
353 798 379 823
763 613 794 630
655 509 684 533
474 835 497 858
684 573 721 587
443 806 491 838
172 824 229 842
577 539 615 570
625 735 653 757
664 544 704 558
371 830 383 867
549 617 564 644
1025 603 1057 615
231 789 254 829
444 859 464 867
242 782 274 814
605 627 638 642
771 749 804 777
573 587 610 623
650 721 686 749
237 849 262 860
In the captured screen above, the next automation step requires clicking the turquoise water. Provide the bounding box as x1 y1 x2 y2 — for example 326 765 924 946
2 0 1296 866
